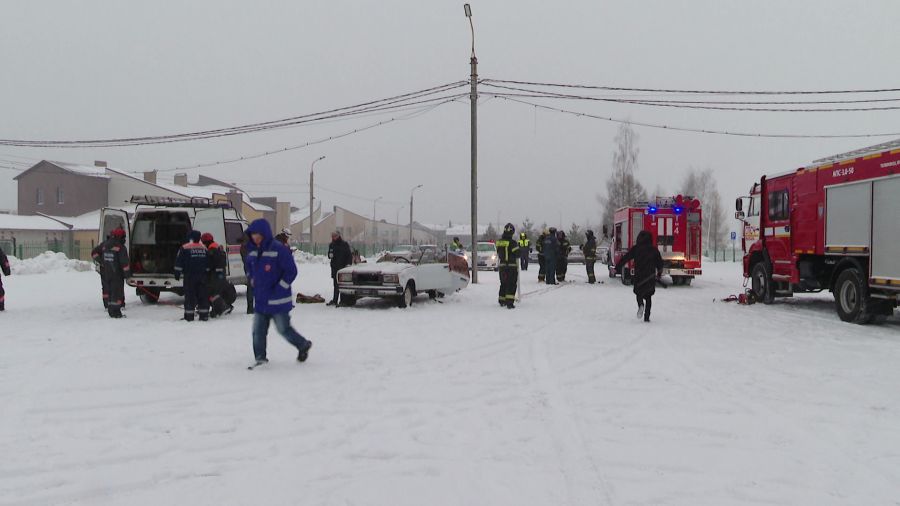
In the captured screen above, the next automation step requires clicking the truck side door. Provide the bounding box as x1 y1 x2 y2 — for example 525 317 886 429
763 177 793 277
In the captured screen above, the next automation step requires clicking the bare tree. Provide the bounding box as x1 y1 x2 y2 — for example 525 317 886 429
599 122 647 230
481 223 498 241
567 223 585 245
681 167 728 258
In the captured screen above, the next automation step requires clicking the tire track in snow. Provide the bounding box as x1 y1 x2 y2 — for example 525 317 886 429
517 330 616 506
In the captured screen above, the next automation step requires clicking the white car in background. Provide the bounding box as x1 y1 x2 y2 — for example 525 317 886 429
473 241 499 271
337 246 470 308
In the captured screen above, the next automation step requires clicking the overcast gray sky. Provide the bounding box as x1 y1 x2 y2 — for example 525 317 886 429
2 0 899 232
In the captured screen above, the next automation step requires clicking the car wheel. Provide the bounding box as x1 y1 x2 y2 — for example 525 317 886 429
138 288 160 304
751 262 774 304
398 282 415 308
834 268 876 324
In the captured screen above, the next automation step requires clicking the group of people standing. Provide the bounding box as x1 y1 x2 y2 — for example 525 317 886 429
533 228 598 285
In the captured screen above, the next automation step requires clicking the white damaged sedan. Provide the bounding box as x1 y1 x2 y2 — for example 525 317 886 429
336 246 470 308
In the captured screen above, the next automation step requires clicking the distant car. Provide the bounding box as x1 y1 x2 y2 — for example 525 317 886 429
528 248 539 263
474 241 499 271
597 246 610 265
380 244 420 262
568 246 585 264
337 246 470 308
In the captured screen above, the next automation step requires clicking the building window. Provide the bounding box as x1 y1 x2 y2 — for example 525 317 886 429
57 186 64 204
36 188 44 206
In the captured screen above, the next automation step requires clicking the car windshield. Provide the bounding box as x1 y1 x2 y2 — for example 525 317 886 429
477 243 495 252
392 245 415 253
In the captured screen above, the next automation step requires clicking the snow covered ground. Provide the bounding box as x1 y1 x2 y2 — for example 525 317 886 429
1 259 898 506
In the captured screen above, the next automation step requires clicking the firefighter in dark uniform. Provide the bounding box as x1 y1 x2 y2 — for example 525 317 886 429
582 229 597 284
0 246 10 311
91 238 110 309
517 232 531 271
536 229 548 282
175 230 211 321
556 230 571 282
543 228 559 285
100 228 131 318
201 232 233 318
496 223 520 309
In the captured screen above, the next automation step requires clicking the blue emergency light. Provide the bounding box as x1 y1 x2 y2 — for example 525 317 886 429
648 206 658 214
674 206 683 214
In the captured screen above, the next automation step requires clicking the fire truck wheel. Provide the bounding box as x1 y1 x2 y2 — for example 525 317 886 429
682 277 692 286
621 270 633 286
834 268 876 324
138 288 160 304
751 262 774 304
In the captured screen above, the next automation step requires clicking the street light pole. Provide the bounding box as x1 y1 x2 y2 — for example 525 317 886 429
309 155 325 252
373 196 382 249
409 184 422 245
464 3 478 283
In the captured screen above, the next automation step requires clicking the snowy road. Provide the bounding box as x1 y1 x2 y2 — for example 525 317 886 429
1 260 898 505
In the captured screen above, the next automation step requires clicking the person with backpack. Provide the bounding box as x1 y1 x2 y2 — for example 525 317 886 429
245 219 312 368
615 230 664 322
0 246 10 311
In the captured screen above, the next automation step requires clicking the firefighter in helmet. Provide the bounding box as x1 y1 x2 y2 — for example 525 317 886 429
582 229 597 284
556 230 571 282
536 229 548 282
496 223 520 309
517 232 531 271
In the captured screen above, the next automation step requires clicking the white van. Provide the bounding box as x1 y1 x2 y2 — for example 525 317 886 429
99 196 249 304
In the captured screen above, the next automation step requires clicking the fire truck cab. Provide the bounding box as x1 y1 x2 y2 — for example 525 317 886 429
736 139 900 323
608 196 703 286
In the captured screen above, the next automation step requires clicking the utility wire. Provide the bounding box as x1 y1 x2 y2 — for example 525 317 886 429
483 78 900 96
490 95 900 139
0 82 467 148
157 96 462 172
481 83 900 112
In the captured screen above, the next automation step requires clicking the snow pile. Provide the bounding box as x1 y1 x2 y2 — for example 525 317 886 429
292 250 329 265
8 251 93 275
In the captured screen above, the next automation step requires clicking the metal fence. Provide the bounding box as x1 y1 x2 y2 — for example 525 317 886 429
1 239 96 261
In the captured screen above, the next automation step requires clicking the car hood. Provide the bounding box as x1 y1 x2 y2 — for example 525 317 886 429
339 263 415 275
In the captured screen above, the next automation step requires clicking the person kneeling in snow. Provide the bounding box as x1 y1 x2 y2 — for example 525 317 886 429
0 246 10 311
201 232 234 318
615 230 663 322
245 219 313 367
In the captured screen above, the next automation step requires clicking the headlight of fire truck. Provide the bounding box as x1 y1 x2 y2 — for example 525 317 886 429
382 273 400 284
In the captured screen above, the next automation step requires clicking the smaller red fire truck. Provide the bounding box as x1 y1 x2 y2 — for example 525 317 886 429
736 139 899 323
608 196 703 286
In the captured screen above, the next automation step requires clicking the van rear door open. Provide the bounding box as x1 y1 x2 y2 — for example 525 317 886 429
192 208 228 275
99 208 130 246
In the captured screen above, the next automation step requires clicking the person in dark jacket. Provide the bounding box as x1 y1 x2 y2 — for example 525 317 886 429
175 230 210 321
91 238 110 309
201 232 233 318
100 228 131 318
0 247 10 311
275 228 292 247
615 230 663 322
556 230 571 281
543 228 559 285
496 223 521 309
327 230 353 306
245 219 312 367
582 230 598 284
239 235 254 314
536 230 548 282
517 232 531 271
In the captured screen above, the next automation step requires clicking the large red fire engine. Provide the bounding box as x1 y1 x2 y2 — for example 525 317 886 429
608 196 703 286
736 139 900 323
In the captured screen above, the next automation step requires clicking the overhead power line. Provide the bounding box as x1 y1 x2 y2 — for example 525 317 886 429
481 83 900 112
483 78 900 96
0 82 467 148
492 95 900 139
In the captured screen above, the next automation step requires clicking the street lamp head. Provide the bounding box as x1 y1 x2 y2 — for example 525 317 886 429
464 3 471 17
317 155 326 161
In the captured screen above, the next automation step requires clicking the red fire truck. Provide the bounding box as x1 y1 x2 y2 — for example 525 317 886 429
736 139 900 323
608 196 703 286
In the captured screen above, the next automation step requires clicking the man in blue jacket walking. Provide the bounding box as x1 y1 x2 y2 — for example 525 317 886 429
244 219 313 368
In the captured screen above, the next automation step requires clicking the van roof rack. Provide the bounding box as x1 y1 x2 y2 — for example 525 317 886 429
130 195 234 209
